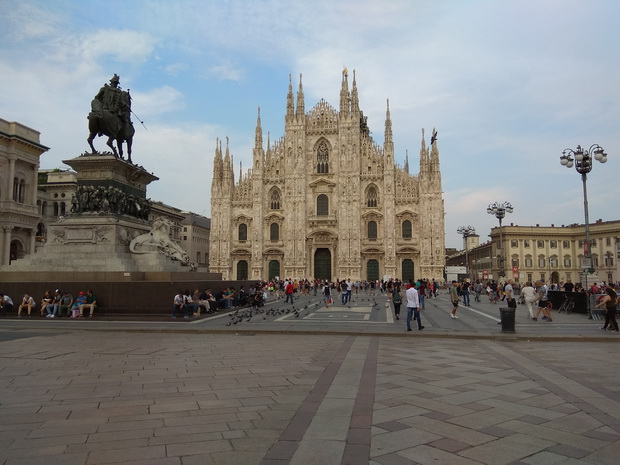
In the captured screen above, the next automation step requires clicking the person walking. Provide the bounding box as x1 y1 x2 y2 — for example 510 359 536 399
594 286 619 332
461 280 471 306
405 283 424 331
449 280 460 319
521 282 537 320
473 280 482 302
534 280 552 322
392 285 402 320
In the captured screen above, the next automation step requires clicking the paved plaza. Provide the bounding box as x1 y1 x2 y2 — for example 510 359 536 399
0 292 619 464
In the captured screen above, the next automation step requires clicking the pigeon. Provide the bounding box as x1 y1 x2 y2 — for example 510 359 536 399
430 129 438 145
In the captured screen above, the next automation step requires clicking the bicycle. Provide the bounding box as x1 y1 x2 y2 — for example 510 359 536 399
557 295 575 315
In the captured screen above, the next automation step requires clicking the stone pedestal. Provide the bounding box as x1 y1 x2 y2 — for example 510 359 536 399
64 153 158 199
0 154 192 274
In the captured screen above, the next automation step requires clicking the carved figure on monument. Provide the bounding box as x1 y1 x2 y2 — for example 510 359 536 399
87 74 136 162
129 217 197 270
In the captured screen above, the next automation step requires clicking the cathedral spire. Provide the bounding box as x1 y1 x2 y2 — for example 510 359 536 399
351 69 359 115
213 137 223 180
384 99 393 145
286 74 294 119
296 73 305 117
430 127 441 175
339 67 351 116
404 149 409 174
255 106 263 150
419 128 429 174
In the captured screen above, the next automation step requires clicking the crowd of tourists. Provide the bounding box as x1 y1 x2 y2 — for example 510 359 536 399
0 289 97 318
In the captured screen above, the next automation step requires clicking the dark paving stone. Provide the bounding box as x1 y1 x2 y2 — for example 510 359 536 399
428 438 469 452
374 420 409 432
517 415 549 425
342 443 369 464
422 411 453 421
546 444 590 459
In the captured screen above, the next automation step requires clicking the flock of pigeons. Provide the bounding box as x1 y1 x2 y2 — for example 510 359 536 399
224 297 380 326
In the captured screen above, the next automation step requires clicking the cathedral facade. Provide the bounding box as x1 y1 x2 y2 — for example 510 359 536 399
209 71 445 282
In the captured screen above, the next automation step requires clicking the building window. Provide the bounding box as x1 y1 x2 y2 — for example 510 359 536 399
270 223 279 241
511 240 518 248
366 185 378 208
563 240 570 248
525 256 533 267
316 141 329 174
538 256 546 267
563 256 571 267
592 255 599 267
606 237 611 246
53 202 59 217
550 240 557 248
269 187 281 210
13 177 26 203
537 240 544 248
238 223 248 241
237 260 248 280
402 220 412 239
368 221 377 240
317 194 328 216
60 202 66 215
549 256 558 267
524 240 530 248
511 257 519 267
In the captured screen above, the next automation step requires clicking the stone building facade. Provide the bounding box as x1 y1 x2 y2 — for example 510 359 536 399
450 221 620 286
0 118 48 265
210 71 445 282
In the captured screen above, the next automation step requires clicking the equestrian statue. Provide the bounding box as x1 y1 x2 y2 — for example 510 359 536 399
87 74 136 163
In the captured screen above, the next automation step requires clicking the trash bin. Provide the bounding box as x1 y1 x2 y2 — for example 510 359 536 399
500 307 516 333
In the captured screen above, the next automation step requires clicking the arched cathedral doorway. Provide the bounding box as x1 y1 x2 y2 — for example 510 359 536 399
314 248 331 281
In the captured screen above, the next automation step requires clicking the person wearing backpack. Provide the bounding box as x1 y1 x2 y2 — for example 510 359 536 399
392 284 402 320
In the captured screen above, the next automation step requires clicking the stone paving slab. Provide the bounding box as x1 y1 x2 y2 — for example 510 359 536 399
1 318 620 464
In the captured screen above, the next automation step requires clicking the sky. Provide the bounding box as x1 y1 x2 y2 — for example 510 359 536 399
1 0 619 249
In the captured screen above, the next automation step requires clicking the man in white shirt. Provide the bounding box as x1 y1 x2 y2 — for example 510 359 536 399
405 283 424 331
521 282 537 320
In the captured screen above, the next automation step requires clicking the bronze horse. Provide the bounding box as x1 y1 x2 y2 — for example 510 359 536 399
87 99 135 163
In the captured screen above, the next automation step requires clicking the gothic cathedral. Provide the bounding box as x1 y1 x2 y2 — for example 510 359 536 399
210 70 445 282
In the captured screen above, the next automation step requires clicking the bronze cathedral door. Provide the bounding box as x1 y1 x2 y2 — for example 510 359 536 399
314 248 331 281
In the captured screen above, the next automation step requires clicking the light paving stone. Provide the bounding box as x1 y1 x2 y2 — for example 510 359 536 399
434 389 499 406
497 419 608 452
371 427 442 457
65 438 149 454
447 407 525 429
400 415 497 446
86 445 166 464
165 439 233 457
521 450 575 465
399 444 482 465
3 452 89 465
289 438 345 465
581 438 620 465
543 411 604 434
480 398 566 420
372 404 430 424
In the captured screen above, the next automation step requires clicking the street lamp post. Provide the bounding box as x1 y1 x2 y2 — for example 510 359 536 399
487 202 514 278
560 144 608 308
457 225 476 280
